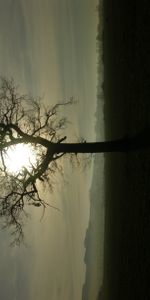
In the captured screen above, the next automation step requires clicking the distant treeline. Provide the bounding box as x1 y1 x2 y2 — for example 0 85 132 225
96 0 104 58
96 0 104 95
94 0 105 139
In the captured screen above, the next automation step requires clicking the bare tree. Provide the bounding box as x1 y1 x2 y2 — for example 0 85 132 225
0 77 149 245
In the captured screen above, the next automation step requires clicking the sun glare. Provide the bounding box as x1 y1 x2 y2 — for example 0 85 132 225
3 144 37 174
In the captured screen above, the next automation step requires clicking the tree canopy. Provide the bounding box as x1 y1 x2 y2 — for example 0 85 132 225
0 77 74 245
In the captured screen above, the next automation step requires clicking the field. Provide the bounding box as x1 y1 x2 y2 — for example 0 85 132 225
102 1 150 299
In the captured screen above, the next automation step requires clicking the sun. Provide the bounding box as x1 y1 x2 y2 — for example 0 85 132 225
4 143 37 174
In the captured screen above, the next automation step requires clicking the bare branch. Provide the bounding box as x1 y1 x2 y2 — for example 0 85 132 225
0 77 74 245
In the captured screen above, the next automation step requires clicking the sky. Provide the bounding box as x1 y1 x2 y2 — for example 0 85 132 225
0 1 101 299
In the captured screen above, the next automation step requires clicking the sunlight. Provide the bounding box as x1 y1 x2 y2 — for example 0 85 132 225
4 144 37 174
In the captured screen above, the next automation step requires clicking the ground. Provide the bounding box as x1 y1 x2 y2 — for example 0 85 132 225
103 1 150 299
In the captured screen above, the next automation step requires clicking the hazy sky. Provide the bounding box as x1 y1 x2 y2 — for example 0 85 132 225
0 1 99 299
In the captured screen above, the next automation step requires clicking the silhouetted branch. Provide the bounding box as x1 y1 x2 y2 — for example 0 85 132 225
0 77 73 245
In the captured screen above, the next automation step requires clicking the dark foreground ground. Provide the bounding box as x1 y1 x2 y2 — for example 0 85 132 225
102 1 150 299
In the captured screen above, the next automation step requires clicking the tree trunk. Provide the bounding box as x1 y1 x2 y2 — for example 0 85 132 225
52 132 150 154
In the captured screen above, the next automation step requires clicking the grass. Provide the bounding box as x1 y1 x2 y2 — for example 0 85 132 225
102 0 150 299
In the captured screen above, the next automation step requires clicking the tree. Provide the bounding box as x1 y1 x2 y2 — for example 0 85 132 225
0 77 149 245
